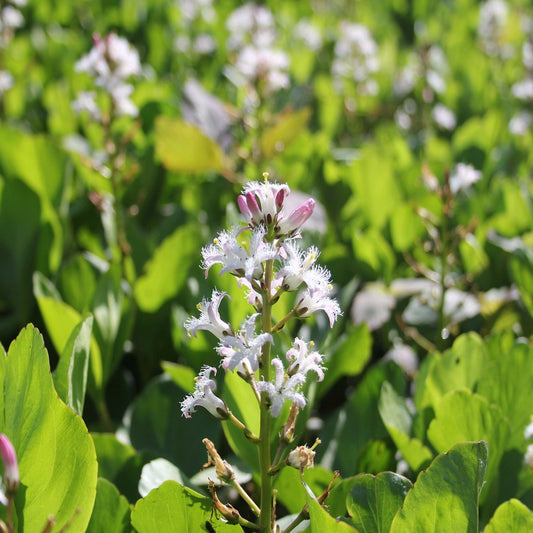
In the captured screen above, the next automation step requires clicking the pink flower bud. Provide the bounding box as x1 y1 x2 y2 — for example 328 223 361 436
237 195 251 220
275 188 286 210
278 199 316 236
245 192 262 221
0 434 19 494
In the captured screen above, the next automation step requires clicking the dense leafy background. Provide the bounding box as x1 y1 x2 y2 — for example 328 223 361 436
1 0 533 530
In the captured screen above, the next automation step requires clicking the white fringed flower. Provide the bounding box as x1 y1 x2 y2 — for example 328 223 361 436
180 366 228 419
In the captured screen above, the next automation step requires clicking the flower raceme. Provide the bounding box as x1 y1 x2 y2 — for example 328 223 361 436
181 178 340 423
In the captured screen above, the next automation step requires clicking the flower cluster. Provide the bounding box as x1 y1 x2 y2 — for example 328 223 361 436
225 4 289 94
332 22 380 95
181 178 340 420
478 0 510 57
74 33 142 119
393 45 456 133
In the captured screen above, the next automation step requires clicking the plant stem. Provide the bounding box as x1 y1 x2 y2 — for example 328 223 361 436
231 478 261 517
438 177 452 350
259 258 274 532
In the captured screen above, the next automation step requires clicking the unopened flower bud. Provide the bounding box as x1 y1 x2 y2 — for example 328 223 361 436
0 434 19 494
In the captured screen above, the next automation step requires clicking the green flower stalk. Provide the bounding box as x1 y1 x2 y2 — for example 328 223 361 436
181 175 341 532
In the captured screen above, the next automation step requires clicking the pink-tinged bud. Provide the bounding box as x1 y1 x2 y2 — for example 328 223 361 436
245 192 261 221
275 188 286 211
0 435 19 494
278 199 316 236
237 195 251 220
92 33 102 46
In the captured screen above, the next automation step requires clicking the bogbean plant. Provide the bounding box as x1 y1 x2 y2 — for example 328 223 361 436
181 176 340 532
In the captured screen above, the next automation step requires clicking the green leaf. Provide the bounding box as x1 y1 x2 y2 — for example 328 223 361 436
222 370 260 471
308 496 358 532
92 269 132 383
0 179 41 337
390 204 424 252
126 375 220 477
379 382 433 472
134 224 199 313
53 316 92 416
459 234 489 275
321 361 405 476
415 333 487 411
390 441 488 533
346 472 413 533
2 325 97 531
477 341 533 447
484 499 533 532
320 324 372 395
34 273 104 401
509 252 533 319
161 361 196 393
0 126 65 271
131 481 242 532
86 478 131 533
273 466 337 515
260 107 311 159
91 433 144 503
155 116 225 173
346 144 403 230
426 390 510 505
58 253 98 313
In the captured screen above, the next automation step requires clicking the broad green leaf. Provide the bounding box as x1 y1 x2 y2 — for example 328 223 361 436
2 325 97 531
347 472 413 533
484 499 533 532
427 390 510 505
53 316 92 416
351 229 396 281
459 234 489 275
415 333 487 411
327 477 359 519
346 144 403 230
58 253 98 313
477 341 533 447
34 278 104 401
155 116 225 173
273 466 338 515
509 253 533 319
379 382 433 472
260 107 311 159
131 481 243 532
390 441 488 533
0 179 41 337
308 496 358 532
91 433 144 503
126 375 220 477
321 361 405 476
357 440 397 475
134 224 199 313
86 478 131 533
162 361 196 393
222 370 261 471
92 269 132 383
0 127 65 271
320 324 372 395
390 204 424 252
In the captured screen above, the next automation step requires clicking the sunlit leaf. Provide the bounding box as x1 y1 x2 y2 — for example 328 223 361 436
1 325 97 531
155 116 225 173
390 442 488 533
